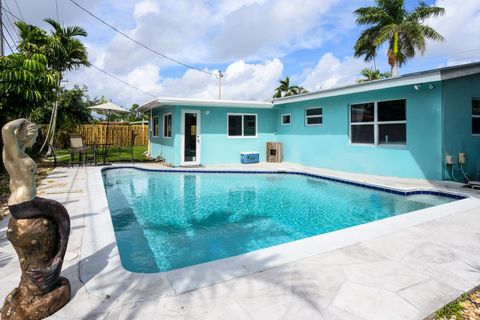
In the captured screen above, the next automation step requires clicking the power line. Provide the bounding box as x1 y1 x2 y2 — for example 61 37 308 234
4 6 17 36
89 63 157 98
2 21 17 50
67 0 218 77
2 28 14 53
54 0 59 22
12 0 23 20
2 4 21 21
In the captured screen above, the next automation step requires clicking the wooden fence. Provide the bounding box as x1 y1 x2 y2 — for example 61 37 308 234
77 124 149 146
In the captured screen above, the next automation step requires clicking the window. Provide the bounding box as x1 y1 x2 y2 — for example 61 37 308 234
281 114 291 125
305 108 322 126
228 114 257 137
350 99 406 145
163 113 172 138
377 100 406 145
350 103 374 144
152 116 159 137
473 98 480 135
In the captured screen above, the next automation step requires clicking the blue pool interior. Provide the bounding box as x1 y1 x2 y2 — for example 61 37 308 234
102 168 461 273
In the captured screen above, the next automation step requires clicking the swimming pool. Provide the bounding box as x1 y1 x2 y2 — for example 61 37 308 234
102 168 461 273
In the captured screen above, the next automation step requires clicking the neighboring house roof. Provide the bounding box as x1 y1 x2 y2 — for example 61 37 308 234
138 97 273 113
274 61 480 105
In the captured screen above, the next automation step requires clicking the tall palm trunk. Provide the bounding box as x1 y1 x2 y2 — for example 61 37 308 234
391 32 399 77
391 60 399 77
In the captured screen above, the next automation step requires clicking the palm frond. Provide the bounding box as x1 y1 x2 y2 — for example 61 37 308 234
410 1 445 21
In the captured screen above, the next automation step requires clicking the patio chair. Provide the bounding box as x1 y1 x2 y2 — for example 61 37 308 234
69 134 94 167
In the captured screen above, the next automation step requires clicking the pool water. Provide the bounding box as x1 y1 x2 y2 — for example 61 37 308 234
103 168 457 272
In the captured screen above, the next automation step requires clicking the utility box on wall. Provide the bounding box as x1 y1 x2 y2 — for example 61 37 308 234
267 142 282 162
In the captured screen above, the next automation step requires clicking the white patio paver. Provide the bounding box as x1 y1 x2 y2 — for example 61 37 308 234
0 163 479 320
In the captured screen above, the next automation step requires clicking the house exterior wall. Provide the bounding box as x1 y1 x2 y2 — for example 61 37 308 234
442 74 480 180
192 106 277 164
150 106 178 164
147 75 480 181
274 83 444 180
149 105 277 166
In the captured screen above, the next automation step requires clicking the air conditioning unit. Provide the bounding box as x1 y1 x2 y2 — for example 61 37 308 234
267 142 282 163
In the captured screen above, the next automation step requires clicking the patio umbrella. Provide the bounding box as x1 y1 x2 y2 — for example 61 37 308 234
88 102 129 163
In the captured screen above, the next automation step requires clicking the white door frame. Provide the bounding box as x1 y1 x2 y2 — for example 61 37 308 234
180 110 201 166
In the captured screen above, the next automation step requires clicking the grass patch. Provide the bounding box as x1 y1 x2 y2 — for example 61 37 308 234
49 145 151 165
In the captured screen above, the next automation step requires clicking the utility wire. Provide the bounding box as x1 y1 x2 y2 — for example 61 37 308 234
54 0 59 22
68 0 218 77
2 27 15 53
12 0 24 20
2 4 22 21
90 63 157 98
4 7 18 35
2 21 17 50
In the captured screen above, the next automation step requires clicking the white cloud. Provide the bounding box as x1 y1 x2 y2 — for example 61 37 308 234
158 58 283 100
66 58 283 106
414 0 480 67
301 53 368 91
214 0 339 60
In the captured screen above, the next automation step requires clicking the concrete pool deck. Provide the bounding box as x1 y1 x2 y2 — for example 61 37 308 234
1 162 480 319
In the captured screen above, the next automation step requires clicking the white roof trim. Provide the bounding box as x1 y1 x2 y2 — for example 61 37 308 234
274 61 480 105
274 72 442 105
138 97 273 113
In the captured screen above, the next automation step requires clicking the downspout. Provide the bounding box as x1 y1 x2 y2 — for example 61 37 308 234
148 109 152 156
441 80 447 180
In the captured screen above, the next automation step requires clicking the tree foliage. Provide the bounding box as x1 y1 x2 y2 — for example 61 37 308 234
273 77 309 98
357 68 391 83
353 0 445 76
0 53 56 119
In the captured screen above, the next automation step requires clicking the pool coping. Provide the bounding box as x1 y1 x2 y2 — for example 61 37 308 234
82 164 478 297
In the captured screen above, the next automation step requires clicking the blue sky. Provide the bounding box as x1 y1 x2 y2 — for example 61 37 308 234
4 0 480 106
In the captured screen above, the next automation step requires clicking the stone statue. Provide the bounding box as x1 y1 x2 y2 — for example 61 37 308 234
1 119 71 320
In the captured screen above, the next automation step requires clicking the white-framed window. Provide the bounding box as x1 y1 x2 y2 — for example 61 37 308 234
305 107 322 126
227 113 257 137
472 98 480 135
350 99 406 145
281 114 291 125
163 113 172 138
152 116 159 137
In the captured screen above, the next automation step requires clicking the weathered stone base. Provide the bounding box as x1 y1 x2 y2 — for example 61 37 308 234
1 277 71 320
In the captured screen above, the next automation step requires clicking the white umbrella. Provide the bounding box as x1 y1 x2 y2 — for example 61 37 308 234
89 102 129 163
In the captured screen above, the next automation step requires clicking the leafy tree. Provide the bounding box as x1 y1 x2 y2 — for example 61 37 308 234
273 77 308 98
0 52 56 171
16 19 90 153
107 104 146 123
353 0 445 76
357 68 391 83
0 53 56 120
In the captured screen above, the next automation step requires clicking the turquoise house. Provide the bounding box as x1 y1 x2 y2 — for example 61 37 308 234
138 62 480 181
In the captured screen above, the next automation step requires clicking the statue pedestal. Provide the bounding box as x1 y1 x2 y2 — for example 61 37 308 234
2 277 70 320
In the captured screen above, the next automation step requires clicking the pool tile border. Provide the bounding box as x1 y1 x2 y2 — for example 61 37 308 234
101 166 467 200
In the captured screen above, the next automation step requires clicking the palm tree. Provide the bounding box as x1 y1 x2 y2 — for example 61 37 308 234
357 68 391 83
273 77 308 98
30 19 89 153
353 0 445 77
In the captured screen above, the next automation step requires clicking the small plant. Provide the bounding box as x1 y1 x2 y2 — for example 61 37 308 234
435 293 469 319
